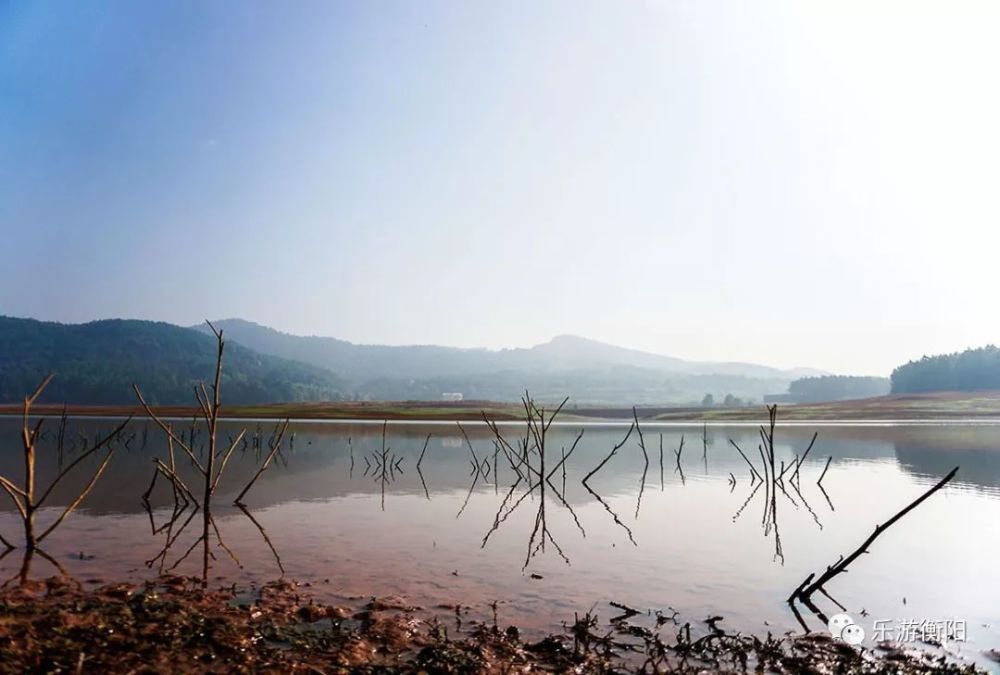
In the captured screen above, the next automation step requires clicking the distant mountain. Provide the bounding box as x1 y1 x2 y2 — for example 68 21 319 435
194 319 822 381
0 317 349 405
179 318 824 404
0 315 829 407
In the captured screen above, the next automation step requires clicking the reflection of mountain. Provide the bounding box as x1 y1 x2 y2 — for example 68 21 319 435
3 420 999 515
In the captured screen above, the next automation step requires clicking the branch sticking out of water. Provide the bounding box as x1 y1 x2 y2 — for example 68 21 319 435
233 419 289 505
817 456 833 486
0 375 128 559
728 439 762 483
632 407 648 467
788 466 959 623
582 423 635 486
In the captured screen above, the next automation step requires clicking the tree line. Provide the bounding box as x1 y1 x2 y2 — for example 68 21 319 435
891 345 1000 393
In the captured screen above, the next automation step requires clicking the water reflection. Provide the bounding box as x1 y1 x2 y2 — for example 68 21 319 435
8 421 1000 513
1 416 999 651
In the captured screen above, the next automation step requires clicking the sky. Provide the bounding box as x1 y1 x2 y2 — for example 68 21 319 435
2 1 999 376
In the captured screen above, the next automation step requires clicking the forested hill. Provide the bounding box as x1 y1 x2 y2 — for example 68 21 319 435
0 317 349 405
891 345 1000 393
788 375 890 402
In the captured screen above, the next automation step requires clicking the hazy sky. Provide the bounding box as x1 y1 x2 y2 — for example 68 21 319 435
2 1 998 375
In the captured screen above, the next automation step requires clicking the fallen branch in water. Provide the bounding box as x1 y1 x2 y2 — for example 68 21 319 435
788 466 959 623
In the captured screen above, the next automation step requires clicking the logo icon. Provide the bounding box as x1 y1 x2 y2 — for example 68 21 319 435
828 613 865 645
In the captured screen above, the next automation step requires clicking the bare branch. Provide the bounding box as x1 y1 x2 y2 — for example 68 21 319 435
211 428 247 493
0 478 27 519
25 374 54 407
153 459 201 507
35 416 132 508
233 419 289 505
132 384 206 475
546 428 585 481
37 448 116 543
582 422 635 485
790 467 958 608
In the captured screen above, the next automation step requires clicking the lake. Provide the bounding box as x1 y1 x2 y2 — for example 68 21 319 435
1 416 998 666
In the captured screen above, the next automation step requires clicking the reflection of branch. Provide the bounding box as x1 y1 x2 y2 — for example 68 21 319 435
791 480 822 530
523 478 569 570
210 516 242 568
237 504 285 575
481 478 526 547
546 478 585 538
584 483 636 546
732 480 761 522
817 482 835 511
456 465 481 519
635 457 648 519
479 393 583 569
169 534 206 571
417 464 430 500
146 505 199 572
3 547 76 589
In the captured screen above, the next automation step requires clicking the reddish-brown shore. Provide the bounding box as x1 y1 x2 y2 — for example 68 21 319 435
4 391 1000 422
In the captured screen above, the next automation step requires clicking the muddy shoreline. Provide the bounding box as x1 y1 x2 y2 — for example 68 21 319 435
0 574 991 674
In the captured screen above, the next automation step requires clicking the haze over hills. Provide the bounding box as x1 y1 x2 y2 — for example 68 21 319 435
179 318 826 404
0 314 829 406
193 319 825 382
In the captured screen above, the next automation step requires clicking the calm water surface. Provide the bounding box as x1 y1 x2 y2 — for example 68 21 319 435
1 418 998 664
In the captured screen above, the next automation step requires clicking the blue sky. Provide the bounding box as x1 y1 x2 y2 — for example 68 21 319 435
2 1 999 375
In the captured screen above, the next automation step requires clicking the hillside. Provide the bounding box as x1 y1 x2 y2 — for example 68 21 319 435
0 317 349 405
